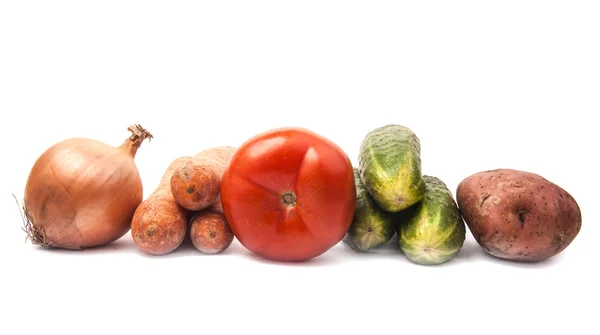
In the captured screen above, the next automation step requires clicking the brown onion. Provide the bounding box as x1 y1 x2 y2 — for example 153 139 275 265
20 124 152 249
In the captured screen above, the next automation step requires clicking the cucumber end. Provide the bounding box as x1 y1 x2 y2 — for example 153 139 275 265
400 243 461 265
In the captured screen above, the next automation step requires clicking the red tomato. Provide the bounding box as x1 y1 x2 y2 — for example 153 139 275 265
220 127 356 262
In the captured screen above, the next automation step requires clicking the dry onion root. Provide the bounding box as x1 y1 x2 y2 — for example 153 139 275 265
20 124 152 250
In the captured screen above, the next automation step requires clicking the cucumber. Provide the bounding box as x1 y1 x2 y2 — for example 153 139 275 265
396 176 466 265
343 168 395 252
358 124 426 212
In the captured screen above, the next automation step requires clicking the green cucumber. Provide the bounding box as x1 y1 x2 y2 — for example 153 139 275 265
358 124 426 212
396 176 466 265
343 169 396 251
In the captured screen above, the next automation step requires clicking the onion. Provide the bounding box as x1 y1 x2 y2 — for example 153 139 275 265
19 124 152 249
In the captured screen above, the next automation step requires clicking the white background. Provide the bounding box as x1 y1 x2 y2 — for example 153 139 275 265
1 1 598 334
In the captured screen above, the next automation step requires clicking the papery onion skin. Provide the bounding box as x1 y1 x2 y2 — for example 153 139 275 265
23 125 152 249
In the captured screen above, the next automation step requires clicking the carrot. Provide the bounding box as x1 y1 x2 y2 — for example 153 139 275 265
190 199 234 254
131 156 191 255
170 146 235 211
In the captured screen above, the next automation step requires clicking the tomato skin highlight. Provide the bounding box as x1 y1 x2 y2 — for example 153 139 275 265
220 127 356 262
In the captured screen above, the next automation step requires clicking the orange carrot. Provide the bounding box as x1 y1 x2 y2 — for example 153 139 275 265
189 199 234 254
131 156 191 255
170 146 235 211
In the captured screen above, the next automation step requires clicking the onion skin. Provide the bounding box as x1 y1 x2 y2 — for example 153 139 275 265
23 125 152 249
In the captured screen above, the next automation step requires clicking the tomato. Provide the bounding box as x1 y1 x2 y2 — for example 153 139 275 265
220 127 356 262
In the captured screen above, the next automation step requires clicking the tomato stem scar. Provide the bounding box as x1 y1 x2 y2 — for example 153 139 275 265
280 191 297 208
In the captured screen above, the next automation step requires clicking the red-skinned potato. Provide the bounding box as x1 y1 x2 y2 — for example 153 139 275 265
456 169 581 262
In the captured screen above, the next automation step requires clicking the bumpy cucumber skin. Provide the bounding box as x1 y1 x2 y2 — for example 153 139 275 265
397 176 466 265
344 169 395 252
358 124 426 212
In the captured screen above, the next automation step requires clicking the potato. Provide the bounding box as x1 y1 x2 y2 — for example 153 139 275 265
456 169 581 262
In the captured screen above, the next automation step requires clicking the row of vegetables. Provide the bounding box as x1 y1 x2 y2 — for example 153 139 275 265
18 124 582 265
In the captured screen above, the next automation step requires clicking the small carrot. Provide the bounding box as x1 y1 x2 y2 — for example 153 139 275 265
170 146 235 211
131 156 191 255
190 199 234 254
